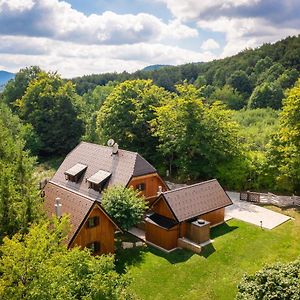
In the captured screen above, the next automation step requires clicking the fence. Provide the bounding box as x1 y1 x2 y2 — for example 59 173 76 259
240 191 300 208
240 191 260 203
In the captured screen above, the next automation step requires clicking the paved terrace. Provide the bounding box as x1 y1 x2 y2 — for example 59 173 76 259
225 191 291 229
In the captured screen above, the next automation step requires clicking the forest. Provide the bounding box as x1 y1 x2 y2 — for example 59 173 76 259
0 34 300 299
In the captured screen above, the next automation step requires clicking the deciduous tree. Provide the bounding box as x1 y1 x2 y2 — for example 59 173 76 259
102 186 147 230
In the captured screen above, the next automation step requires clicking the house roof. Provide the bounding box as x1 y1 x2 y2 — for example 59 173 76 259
44 182 121 246
44 182 94 245
160 179 232 222
51 141 157 200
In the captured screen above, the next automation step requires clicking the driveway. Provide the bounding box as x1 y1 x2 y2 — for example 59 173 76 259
225 191 291 229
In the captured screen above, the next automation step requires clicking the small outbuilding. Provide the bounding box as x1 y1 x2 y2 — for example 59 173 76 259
145 179 232 251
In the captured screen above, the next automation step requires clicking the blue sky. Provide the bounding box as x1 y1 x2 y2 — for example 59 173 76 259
0 0 299 77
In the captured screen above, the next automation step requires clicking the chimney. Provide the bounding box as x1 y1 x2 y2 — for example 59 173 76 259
112 142 119 155
55 197 62 218
157 186 163 195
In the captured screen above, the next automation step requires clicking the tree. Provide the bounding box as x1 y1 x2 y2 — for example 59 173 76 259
276 68 299 89
151 83 241 180
210 85 246 110
101 186 147 230
0 217 134 300
0 103 42 238
248 81 284 109
269 78 300 192
19 72 84 155
1 66 42 110
236 259 300 300
97 79 172 160
80 83 115 142
228 70 252 96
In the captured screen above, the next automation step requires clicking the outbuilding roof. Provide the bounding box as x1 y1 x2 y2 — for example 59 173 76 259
160 179 232 222
51 141 157 200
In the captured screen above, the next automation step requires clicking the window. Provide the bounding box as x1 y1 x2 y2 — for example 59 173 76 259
136 183 146 191
86 241 100 254
87 216 99 228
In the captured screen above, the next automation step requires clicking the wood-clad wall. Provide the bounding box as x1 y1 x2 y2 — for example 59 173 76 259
199 208 225 226
145 222 179 250
152 197 176 220
70 205 116 254
128 173 168 204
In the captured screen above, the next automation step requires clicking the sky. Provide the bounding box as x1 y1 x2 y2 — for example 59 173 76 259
0 0 299 78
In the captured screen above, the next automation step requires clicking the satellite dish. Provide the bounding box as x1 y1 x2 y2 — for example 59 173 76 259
112 143 119 154
107 139 115 147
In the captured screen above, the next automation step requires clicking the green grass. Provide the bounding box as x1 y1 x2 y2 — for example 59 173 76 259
116 209 300 300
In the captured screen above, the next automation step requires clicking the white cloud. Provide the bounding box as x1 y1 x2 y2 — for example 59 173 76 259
0 36 216 77
201 39 220 51
198 17 299 57
0 0 197 45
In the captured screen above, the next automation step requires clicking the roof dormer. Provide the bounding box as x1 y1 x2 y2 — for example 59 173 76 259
64 163 87 182
87 170 111 192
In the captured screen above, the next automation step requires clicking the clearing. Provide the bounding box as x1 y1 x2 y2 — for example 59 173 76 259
116 208 300 300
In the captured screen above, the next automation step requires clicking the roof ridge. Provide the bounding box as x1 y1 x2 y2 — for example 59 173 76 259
80 141 138 156
162 179 217 195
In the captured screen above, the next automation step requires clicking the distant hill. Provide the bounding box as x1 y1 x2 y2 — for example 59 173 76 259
0 71 15 89
72 34 300 95
142 65 172 71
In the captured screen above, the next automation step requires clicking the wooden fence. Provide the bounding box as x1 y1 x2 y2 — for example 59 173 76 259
240 191 260 203
240 191 300 208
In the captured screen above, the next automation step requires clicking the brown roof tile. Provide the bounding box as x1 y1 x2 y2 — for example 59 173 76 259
44 182 94 245
51 142 157 200
161 179 232 222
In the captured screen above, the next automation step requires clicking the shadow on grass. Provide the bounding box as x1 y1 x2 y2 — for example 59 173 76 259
201 243 216 258
148 246 194 264
210 223 238 239
115 247 147 274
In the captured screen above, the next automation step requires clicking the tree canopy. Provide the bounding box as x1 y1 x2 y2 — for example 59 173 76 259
18 72 84 155
0 216 134 300
0 103 41 238
101 186 147 230
151 83 241 180
236 259 300 300
97 79 171 160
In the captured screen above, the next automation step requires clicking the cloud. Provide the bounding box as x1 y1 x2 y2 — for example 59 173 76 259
160 0 300 55
0 0 197 45
0 36 216 77
201 39 220 51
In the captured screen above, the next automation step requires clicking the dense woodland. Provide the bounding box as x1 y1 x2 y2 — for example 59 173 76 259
0 34 300 299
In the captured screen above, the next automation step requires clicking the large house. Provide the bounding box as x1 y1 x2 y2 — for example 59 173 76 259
44 141 232 254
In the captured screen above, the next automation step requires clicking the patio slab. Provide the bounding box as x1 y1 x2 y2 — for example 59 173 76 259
225 191 291 229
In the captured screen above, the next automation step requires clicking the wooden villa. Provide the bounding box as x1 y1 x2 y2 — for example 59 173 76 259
44 141 167 255
44 141 232 255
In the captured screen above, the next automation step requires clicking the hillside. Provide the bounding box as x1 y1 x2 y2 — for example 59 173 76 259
0 70 15 89
142 64 172 71
72 35 300 96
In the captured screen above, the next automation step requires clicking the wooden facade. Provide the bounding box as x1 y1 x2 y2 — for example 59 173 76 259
145 196 227 251
128 173 168 204
200 208 225 226
145 222 179 250
70 204 117 255
151 197 176 220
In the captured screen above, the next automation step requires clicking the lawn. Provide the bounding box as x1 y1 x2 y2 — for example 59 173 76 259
116 208 300 300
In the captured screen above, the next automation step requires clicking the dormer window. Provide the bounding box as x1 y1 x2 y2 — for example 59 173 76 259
64 163 87 182
87 170 111 192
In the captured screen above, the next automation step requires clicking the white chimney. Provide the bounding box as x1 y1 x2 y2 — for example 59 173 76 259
55 197 62 218
157 186 163 195
112 143 119 155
